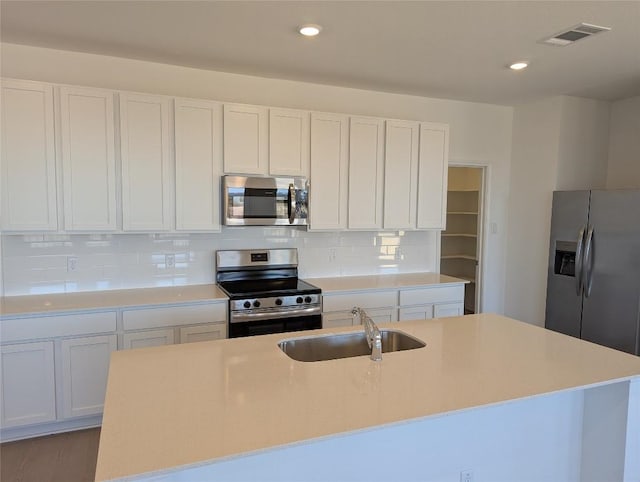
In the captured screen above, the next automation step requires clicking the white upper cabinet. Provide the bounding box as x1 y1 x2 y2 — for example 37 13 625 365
309 112 349 231
174 98 223 232
120 93 173 231
59 86 117 231
1 79 57 231
269 108 310 176
348 117 384 229
417 122 449 230
223 103 268 175
384 120 419 229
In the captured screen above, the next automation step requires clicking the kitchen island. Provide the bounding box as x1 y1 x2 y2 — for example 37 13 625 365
95 314 640 481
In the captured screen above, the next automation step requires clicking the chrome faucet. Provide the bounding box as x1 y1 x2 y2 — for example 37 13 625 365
352 307 382 361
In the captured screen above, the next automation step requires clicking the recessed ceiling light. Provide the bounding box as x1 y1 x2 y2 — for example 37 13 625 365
509 62 529 71
299 24 322 37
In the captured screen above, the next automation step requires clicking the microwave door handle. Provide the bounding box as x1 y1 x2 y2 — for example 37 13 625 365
288 183 296 224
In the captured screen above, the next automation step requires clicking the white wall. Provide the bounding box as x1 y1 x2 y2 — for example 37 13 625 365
556 96 610 190
505 96 610 326
0 43 514 313
606 96 640 188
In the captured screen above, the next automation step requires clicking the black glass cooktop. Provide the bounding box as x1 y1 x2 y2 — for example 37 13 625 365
218 278 320 299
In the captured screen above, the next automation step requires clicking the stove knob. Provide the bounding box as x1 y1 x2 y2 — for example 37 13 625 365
243 301 251 309
275 298 283 306
296 296 303 304
304 296 312 303
253 300 261 308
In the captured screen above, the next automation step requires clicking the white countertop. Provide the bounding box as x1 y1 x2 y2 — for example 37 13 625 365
305 272 467 293
95 314 640 481
0 273 465 317
0 284 229 317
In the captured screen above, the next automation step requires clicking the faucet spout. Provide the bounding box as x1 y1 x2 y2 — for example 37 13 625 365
352 307 382 361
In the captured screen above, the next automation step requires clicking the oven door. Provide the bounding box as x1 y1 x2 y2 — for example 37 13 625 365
228 312 322 338
223 175 308 226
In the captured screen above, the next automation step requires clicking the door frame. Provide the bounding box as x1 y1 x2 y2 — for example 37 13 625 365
438 161 490 314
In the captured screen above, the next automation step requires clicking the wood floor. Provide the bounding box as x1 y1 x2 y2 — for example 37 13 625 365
0 428 100 482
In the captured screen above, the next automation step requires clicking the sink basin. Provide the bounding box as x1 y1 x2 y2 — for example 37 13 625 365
278 330 425 362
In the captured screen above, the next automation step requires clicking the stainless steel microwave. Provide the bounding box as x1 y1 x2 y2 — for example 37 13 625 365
222 175 309 226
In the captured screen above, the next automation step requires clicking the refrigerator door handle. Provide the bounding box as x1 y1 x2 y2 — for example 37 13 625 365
575 225 586 296
583 225 595 298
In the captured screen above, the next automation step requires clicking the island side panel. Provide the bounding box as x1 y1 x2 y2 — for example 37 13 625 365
581 378 640 482
138 389 583 482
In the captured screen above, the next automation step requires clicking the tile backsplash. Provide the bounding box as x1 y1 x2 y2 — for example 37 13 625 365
1 228 438 296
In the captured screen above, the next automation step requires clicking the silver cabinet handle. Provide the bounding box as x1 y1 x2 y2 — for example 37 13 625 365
288 183 296 224
575 226 586 296
583 225 595 298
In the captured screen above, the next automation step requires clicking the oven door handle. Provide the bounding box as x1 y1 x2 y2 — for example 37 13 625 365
230 306 321 323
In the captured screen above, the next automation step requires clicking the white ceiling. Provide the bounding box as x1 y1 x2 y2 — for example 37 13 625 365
1 1 639 106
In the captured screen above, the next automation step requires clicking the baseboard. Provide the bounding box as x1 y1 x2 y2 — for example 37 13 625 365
0 415 102 443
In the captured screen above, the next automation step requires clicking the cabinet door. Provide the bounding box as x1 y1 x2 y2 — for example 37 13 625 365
60 334 117 419
399 305 434 321
434 303 463 318
309 112 349 231
179 324 226 343
123 329 175 349
59 86 117 231
384 120 419 229
1 79 57 231
348 117 384 229
120 93 172 231
368 307 398 323
174 98 223 231
269 108 309 176
417 123 449 230
0 341 56 428
223 103 268 174
322 312 356 329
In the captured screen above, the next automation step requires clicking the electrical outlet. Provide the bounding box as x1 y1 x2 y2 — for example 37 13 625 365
460 470 473 482
165 254 175 268
328 248 336 262
395 247 402 261
67 256 78 272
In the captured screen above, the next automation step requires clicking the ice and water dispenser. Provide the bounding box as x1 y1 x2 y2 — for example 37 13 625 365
554 241 577 277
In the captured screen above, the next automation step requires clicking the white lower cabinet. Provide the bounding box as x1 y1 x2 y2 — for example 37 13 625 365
123 329 175 349
1 302 228 440
399 305 434 321
434 303 464 318
323 284 466 327
322 290 398 329
179 324 226 343
60 335 117 419
399 285 465 320
0 341 56 428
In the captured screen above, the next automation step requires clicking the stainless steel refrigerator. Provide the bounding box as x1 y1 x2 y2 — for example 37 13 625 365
545 189 640 355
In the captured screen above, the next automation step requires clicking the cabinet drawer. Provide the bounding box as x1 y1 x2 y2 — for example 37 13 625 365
1 311 117 343
122 303 226 330
399 285 464 307
322 290 397 312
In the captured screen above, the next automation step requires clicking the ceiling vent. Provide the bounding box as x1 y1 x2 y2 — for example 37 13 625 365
541 23 611 46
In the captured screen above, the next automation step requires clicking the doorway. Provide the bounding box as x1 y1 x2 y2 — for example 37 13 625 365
440 166 486 314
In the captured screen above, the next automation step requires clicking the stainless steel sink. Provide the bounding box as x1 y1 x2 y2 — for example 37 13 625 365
278 330 426 362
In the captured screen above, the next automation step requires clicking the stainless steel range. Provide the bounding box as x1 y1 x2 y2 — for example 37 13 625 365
216 249 322 338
